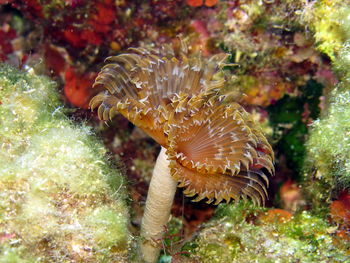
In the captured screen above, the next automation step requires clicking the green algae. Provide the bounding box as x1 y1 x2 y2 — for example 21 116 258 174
302 0 350 211
268 80 323 174
304 88 350 211
0 64 130 262
302 0 350 60
188 202 349 263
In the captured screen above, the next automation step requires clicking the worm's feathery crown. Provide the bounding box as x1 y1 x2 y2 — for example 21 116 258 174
167 100 274 205
90 44 226 146
90 44 274 205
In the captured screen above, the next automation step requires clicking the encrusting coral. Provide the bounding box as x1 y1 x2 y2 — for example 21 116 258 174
90 42 274 262
0 64 130 262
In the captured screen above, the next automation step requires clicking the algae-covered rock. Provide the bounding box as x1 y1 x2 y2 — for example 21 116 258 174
188 202 349 263
0 64 130 262
302 0 350 60
302 0 350 211
304 85 350 212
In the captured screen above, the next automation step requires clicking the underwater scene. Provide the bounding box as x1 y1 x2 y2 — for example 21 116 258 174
0 0 350 262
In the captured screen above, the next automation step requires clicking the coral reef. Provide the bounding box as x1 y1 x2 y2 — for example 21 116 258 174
189 1 333 190
184 1 350 262
1 0 350 262
187 202 350 262
90 44 274 262
209 1 333 107
0 65 130 262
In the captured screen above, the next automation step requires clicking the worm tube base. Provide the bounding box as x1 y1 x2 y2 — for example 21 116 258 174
140 147 178 263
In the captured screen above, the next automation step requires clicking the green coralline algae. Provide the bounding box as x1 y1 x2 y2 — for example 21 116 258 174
188 203 349 263
0 65 130 262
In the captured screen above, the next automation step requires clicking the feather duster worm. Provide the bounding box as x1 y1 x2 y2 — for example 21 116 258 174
90 44 225 145
90 43 274 262
166 99 274 205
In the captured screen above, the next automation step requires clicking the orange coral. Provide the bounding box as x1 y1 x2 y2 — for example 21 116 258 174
90 43 274 205
330 191 350 226
63 0 116 47
65 67 97 109
259 209 293 224
187 0 218 7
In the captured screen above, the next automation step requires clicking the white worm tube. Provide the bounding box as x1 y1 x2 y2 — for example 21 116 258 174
140 147 178 263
